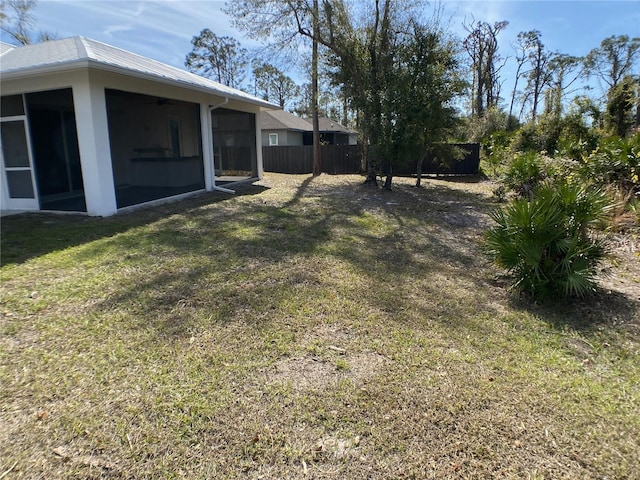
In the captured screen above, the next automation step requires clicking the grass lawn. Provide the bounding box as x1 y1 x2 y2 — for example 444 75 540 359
1 173 639 479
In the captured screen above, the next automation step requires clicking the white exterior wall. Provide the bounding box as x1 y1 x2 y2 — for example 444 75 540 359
72 71 118 216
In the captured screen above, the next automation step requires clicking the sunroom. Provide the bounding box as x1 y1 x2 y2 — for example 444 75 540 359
0 37 275 216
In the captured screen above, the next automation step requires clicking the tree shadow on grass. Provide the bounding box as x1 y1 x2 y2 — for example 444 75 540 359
0 185 269 266
86 175 506 342
507 287 640 342
2 172 509 346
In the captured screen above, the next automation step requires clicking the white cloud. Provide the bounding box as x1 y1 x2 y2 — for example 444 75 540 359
103 24 133 37
133 2 146 17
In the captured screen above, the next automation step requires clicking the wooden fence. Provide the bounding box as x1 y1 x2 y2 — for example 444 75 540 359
262 143 480 176
390 143 481 176
262 145 362 174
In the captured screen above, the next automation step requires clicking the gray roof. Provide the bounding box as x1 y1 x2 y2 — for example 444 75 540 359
261 109 313 131
0 37 277 109
317 117 356 134
260 110 357 135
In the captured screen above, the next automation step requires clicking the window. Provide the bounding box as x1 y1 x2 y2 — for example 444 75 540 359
269 133 278 146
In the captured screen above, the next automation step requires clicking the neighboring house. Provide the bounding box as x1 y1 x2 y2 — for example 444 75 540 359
303 117 358 146
261 110 358 147
260 109 312 147
0 37 277 216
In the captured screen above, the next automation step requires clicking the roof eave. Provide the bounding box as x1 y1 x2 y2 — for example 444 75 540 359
0 59 91 81
87 62 278 109
1 59 279 110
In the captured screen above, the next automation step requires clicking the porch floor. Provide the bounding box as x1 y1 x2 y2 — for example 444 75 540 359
6 179 254 215
115 184 204 209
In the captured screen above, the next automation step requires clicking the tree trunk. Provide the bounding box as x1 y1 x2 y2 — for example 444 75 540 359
342 94 348 127
384 160 392 191
636 71 640 128
476 62 484 117
311 0 321 176
415 153 425 187
363 142 377 186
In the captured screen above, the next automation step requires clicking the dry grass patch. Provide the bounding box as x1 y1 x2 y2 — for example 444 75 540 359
1 173 639 479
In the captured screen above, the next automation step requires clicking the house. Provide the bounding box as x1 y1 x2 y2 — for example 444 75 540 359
0 37 277 216
260 110 358 147
303 117 358 146
260 109 313 146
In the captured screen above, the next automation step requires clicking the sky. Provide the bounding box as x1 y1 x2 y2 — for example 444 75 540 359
2 0 640 103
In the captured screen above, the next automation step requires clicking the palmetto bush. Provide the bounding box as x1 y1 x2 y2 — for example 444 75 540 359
485 181 611 299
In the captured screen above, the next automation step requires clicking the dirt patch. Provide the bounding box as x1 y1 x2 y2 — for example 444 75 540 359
599 232 640 300
267 352 389 391
301 323 353 348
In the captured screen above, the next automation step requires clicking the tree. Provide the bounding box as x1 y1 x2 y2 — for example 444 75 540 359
544 53 583 119
252 61 300 109
292 69 351 123
511 33 583 125
521 31 554 121
292 82 314 117
311 0 321 175
392 22 465 187
321 0 396 185
229 1 464 188
1 0 55 45
508 31 532 126
323 2 465 188
606 75 637 136
1 0 36 44
585 35 640 136
225 0 323 175
509 30 554 124
463 19 509 117
585 35 640 92
185 29 248 88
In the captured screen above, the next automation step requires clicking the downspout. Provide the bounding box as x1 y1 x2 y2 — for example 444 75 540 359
208 98 235 194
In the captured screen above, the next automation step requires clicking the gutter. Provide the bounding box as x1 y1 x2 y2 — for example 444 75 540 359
208 98 235 194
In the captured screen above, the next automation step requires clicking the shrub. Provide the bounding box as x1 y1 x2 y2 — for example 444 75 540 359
579 133 640 194
556 116 601 163
509 117 563 155
628 195 640 224
502 151 548 198
481 130 513 178
485 181 611 299
501 151 582 199
467 107 516 143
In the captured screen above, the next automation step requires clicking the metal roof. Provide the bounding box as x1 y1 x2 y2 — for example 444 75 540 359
0 42 15 56
0 37 277 109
